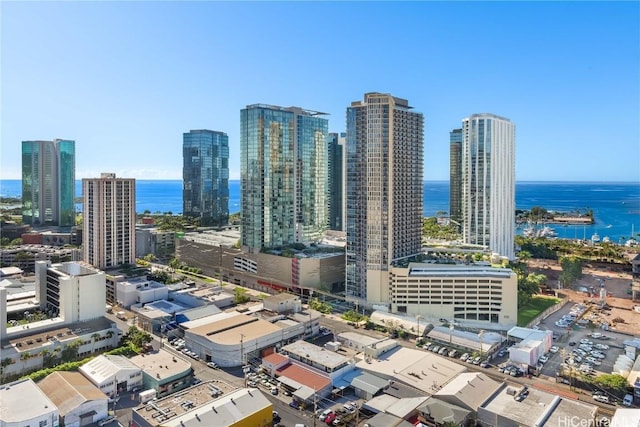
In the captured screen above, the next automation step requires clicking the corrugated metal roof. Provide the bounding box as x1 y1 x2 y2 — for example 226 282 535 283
37 371 107 416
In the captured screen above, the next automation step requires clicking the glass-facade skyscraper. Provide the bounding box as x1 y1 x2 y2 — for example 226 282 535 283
182 129 230 226
345 93 424 306
240 104 328 250
328 132 345 231
449 128 463 224
461 113 516 260
21 139 75 227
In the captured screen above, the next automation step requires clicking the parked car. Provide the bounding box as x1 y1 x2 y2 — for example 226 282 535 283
448 349 458 358
207 362 217 369
472 356 482 365
319 409 334 422
98 416 117 427
271 386 278 395
480 360 490 368
325 412 336 425
438 347 448 355
290 400 300 409
460 353 470 362
497 349 506 357
343 403 356 414
539 355 549 364
593 395 611 404
549 346 559 353
585 357 601 366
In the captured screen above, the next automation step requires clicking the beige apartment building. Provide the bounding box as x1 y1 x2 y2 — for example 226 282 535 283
83 173 136 270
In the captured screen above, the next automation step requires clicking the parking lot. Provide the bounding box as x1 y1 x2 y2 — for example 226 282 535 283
531 302 631 382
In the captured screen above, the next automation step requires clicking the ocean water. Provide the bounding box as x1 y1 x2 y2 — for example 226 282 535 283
2 180 638 243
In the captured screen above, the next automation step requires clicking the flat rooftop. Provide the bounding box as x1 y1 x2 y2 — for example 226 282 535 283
130 349 192 380
542 397 598 427
407 263 514 278
4 316 114 352
51 261 101 277
132 380 237 426
281 340 349 369
481 384 555 426
0 378 57 422
356 347 466 395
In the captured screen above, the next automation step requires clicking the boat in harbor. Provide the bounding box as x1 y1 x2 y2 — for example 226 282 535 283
591 232 601 243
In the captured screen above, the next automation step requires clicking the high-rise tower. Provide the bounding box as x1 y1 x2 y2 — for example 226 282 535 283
21 139 75 227
449 128 463 224
83 173 136 269
182 129 230 226
461 113 515 260
345 93 424 306
328 132 345 231
240 104 328 250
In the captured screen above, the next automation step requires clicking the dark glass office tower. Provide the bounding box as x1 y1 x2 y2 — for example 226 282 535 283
183 130 229 226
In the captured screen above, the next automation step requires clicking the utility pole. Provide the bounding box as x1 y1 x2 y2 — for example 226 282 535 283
240 333 248 388
312 391 317 427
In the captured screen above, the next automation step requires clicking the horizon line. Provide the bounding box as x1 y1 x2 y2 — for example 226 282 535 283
1 178 639 184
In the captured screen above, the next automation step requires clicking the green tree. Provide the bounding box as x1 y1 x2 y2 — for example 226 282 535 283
10 238 23 246
560 256 583 286
308 297 332 314
593 374 628 395
234 287 250 304
122 326 152 351
61 340 82 363
143 253 157 262
168 258 181 270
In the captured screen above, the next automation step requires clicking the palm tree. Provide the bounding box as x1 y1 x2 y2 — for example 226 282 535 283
91 333 101 353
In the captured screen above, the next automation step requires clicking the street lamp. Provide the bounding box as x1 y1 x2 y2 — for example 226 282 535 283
449 324 455 344
478 330 485 359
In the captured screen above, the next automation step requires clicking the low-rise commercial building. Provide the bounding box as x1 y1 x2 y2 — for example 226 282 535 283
131 386 273 427
356 346 466 396
130 349 192 398
507 327 553 366
477 383 598 427
37 371 109 427
0 378 60 427
0 316 120 380
79 355 143 397
116 277 168 308
434 372 502 412
280 340 354 381
184 312 305 367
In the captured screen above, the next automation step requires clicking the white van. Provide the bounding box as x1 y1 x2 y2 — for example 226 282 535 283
623 394 634 406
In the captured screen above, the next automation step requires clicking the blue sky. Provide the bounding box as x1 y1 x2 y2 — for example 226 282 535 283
1 1 639 182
